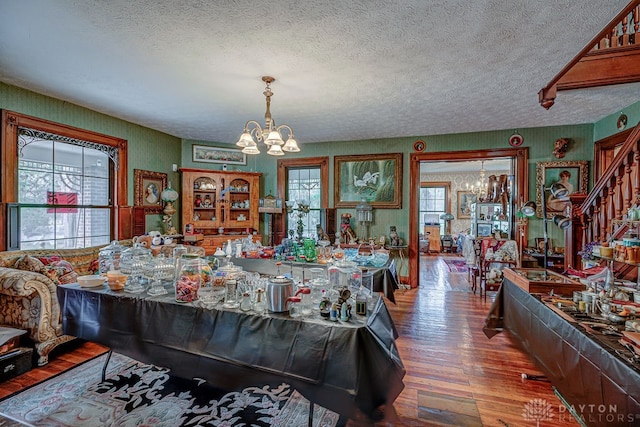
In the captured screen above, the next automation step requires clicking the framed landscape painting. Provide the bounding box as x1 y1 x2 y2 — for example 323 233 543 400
192 145 246 165
334 153 402 208
457 191 477 219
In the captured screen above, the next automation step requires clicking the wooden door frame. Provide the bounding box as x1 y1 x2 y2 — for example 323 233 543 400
276 157 329 243
409 148 529 288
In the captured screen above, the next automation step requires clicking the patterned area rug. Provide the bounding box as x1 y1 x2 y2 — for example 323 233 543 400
0 352 340 427
444 258 468 273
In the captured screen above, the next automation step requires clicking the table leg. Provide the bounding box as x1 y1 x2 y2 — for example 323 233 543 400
308 401 314 427
101 349 113 382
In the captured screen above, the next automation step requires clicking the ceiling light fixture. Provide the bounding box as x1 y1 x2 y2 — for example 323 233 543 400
236 76 300 156
466 161 488 201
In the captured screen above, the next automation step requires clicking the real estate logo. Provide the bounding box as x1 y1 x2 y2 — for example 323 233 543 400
522 398 554 426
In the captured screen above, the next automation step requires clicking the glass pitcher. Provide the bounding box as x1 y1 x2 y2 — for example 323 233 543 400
309 267 328 307
328 259 361 301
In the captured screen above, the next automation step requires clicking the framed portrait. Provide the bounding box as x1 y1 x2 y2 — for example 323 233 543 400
457 191 477 219
536 160 588 218
534 237 546 253
134 169 167 213
477 223 493 237
334 153 403 208
192 145 247 165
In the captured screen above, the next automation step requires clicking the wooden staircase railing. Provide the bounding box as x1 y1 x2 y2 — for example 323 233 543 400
539 0 640 109
566 124 640 269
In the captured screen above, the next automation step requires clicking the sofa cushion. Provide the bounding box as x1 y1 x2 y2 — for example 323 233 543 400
41 260 78 285
13 255 45 273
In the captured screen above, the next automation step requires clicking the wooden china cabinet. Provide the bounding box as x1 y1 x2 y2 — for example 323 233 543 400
180 168 261 254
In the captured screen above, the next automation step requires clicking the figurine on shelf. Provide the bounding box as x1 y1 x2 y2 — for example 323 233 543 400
316 224 330 242
203 195 212 208
389 226 404 247
340 213 357 245
194 195 202 207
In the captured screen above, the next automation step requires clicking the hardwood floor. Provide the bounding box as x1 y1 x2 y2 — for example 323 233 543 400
0 255 579 426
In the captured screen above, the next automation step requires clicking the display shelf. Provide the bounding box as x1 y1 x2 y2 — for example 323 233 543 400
470 202 511 238
180 168 262 254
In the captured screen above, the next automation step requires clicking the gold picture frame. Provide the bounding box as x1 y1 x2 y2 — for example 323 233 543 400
457 191 477 219
334 153 403 209
134 169 167 213
536 160 588 218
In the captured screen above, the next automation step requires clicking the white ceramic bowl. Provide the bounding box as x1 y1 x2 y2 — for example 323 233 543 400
78 275 105 288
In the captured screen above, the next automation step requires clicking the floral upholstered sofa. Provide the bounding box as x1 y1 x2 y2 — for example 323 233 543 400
0 241 131 365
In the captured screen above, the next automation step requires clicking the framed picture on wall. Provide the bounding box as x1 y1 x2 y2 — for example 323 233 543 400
134 169 167 213
457 191 477 219
536 160 588 218
192 145 247 165
334 153 403 208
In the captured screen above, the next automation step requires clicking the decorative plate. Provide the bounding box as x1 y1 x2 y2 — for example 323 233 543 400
413 140 426 152
617 114 628 130
509 133 524 147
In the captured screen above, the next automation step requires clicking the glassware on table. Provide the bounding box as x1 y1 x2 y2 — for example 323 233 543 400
332 245 345 261
316 240 332 264
360 268 374 302
124 259 146 293
328 259 360 301
175 254 211 304
286 296 302 318
119 243 152 275
172 244 189 282
253 287 266 314
309 267 328 307
98 240 126 274
223 279 240 309
295 286 313 317
211 262 243 304
147 255 171 296
240 291 252 311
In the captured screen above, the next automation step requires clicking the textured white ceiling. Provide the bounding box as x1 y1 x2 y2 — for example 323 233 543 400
0 0 636 145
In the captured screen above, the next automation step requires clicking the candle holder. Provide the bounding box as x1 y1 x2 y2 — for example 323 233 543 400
286 200 310 242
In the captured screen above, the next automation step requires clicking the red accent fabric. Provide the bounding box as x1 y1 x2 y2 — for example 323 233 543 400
47 191 78 213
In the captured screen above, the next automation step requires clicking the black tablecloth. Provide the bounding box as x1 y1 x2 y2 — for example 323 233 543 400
58 284 405 420
484 279 640 426
230 257 399 303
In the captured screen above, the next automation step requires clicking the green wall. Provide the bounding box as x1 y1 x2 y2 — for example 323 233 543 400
593 100 640 141
5 81 638 247
185 126 595 248
0 83 182 231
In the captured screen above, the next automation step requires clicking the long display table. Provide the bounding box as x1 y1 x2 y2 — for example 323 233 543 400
57 284 405 422
230 257 399 303
484 278 640 426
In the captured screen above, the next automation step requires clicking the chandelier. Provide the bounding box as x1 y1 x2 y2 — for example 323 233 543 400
235 76 300 156
466 161 488 200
